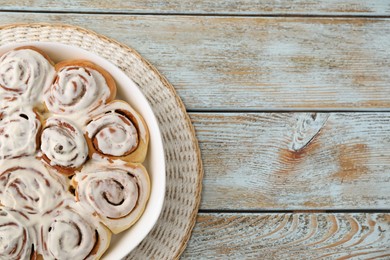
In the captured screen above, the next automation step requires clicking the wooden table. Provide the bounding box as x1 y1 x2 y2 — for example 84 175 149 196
2 1 390 259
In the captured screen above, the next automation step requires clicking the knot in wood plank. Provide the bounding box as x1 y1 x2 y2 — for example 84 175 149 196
290 113 329 152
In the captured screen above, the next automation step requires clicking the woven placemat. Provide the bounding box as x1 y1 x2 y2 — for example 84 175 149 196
0 23 203 260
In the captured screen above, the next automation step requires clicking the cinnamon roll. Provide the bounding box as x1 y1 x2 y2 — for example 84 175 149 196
44 60 116 115
85 100 149 163
0 105 41 160
40 117 88 175
72 162 150 234
40 205 111 260
0 207 36 259
0 157 68 215
0 46 55 103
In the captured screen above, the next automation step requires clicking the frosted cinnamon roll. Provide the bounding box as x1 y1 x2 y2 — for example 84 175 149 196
0 46 55 102
72 162 150 234
0 157 68 215
85 100 149 163
40 205 111 260
40 117 88 175
0 105 41 160
44 60 116 115
0 207 36 259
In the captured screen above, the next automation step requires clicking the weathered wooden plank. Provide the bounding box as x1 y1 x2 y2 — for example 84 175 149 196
182 213 390 259
1 1 390 15
1 14 390 110
191 112 390 210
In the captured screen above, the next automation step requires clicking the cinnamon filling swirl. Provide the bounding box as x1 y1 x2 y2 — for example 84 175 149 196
89 111 139 157
0 208 34 260
0 47 54 102
40 118 88 174
0 160 67 215
44 63 113 115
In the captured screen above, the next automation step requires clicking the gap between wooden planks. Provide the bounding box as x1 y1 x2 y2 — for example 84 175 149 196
1 0 390 16
190 112 390 211
0 14 390 110
182 213 390 259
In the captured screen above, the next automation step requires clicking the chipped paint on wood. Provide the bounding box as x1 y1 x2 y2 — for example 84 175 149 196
1 14 390 110
183 213 390 259
191 112 390 210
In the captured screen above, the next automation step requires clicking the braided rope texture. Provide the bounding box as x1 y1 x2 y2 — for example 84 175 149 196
0 23 203 260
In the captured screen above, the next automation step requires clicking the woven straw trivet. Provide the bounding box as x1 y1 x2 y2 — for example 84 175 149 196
0 23 203 260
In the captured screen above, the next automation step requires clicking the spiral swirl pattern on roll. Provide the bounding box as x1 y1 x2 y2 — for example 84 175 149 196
0 208 35 259
86 100 149 163
0 159 67 214
44 62 114 115
43 208 95 259
0 47 54 102
87 112 138 157
72 163 150 234
79 170 138 219
41 118 88 173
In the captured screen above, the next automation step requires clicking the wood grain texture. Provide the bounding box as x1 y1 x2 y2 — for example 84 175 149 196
1 1 390 15
191 112 390 210
1 14 390 110
182 213 390 259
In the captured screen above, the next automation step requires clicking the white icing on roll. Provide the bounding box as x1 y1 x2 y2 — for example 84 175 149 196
79 170 138 218
0 157 68 215
86 112 138 156
0 158 111 260
40 204 111 260
44 66 110 114
0 49 54 103
41 117 88 169
0 93 20 115
73 161 150 233
45 208 96 259
85 100 149 163
0 208 35 259
0 105 40 159
91 153 127 165
89 101 148 143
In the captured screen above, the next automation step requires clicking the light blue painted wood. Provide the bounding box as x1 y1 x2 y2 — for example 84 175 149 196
191 112 390 210
183 213 390 259
1 0 390 15
1 13 390 110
